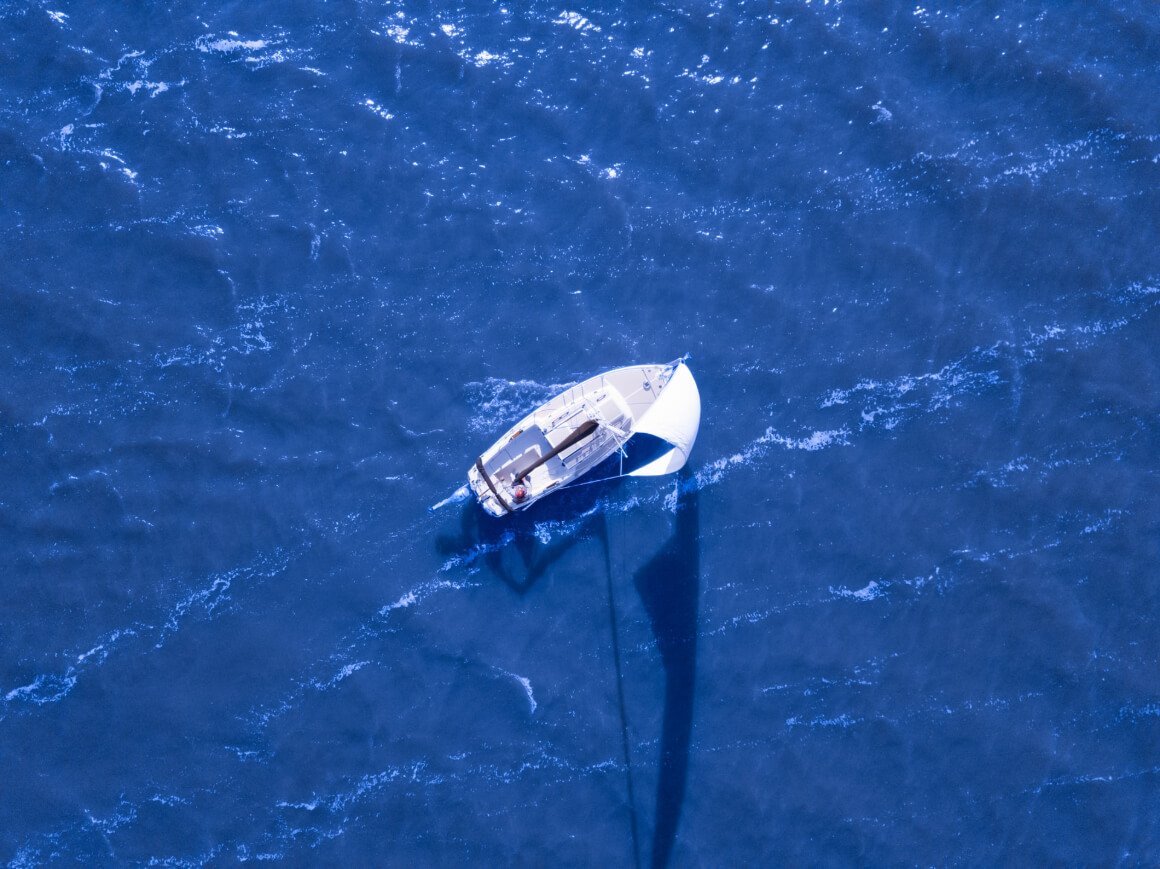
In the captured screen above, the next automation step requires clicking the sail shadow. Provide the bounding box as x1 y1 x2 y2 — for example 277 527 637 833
633 470 700 869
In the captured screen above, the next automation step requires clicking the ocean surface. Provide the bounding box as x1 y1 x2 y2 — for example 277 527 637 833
3 1 1159 865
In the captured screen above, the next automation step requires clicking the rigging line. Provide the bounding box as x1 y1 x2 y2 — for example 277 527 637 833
603 508 641 869
568 470 631 490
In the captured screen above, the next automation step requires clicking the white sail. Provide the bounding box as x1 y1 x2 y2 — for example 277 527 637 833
626 362 701 477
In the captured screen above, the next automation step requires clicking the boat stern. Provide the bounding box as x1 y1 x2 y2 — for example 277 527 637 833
467 460 510 517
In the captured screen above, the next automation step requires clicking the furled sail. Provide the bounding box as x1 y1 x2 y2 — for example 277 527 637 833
626 362 701 477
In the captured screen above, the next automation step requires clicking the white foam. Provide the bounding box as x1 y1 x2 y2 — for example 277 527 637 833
785 713 860 729
199 37 269 53
126 80 174 98
1117 280 1160 302
276 798 320 811
494 669 537 714
830 569 941 605
695 426 849 489
311 661 370 691
4 625 139 709
246 50 287 66
75 638 115 665
248 656 376 734
363 98 394 121
439 533 513 572
208 124 248 139
530 502 601 545
556 11 599 33
771 428 850 451
196 34 297 69
157 549 291 647
430 484 470 512
821 350 1003 426
1117 703 1160 722
516 675 536 714
380 578 473 612
321 761 432 812
5 672 77 705
1081 509 1124 535
149 793 189 807
384 590 418 611
831 580 884 602
1029 764 1160 795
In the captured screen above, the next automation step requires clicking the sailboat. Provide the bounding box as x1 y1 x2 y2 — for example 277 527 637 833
467 358 701 517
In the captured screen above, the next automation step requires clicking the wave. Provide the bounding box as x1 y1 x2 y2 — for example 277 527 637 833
2 549 293 717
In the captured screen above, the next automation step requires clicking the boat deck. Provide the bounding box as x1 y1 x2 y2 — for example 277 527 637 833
469 362 680 516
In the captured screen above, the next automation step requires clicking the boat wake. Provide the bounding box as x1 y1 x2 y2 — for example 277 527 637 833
429 484 470 512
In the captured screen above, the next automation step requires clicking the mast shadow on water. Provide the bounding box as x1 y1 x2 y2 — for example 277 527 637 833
433 465 700 869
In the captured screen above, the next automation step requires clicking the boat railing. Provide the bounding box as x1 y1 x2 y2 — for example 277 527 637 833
565 438 601 469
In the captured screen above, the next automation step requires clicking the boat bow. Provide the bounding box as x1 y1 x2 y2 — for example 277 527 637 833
627 361 701 477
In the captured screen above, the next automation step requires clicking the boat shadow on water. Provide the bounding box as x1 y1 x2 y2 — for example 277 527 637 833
435 473 621 592
434 469 700 869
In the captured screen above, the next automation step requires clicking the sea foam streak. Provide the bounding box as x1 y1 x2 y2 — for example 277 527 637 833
2 550 292 714
429 484 470 512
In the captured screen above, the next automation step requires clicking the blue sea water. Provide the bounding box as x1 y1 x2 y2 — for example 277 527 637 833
3 0 1160 864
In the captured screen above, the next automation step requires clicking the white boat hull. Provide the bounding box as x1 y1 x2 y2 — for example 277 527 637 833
467 360 699 517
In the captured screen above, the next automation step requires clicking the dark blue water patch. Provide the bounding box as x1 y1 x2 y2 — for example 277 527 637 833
4 0 1160 864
